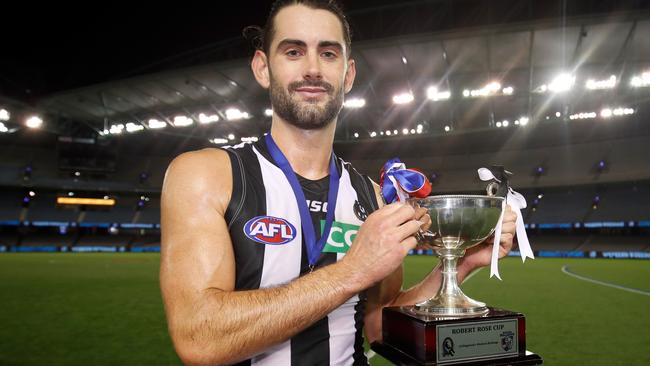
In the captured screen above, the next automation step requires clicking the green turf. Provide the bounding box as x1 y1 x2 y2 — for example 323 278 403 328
0 254 649 365
0 254 179 366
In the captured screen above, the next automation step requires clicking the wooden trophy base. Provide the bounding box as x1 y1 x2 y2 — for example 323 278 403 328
372 306 543 365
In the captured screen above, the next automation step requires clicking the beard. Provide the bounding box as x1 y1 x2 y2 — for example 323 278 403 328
269 73 344 130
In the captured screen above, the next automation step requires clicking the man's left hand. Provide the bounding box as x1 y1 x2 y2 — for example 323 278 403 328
460 205 517 270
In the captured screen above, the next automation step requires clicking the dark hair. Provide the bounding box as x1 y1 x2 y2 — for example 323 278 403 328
244 0 352 57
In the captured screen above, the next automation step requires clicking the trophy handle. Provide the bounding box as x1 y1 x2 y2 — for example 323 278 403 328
414 229 438 246
407 198 439 246
486 181 499 196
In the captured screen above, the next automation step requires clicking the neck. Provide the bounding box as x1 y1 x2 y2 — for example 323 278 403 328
269 117 336 180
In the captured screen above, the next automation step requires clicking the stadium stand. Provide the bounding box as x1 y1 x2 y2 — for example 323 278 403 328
526 234 587 251
1 11 649 257
575 235 650 252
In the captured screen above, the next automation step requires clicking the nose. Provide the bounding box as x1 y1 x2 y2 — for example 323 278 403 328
303 51 322 81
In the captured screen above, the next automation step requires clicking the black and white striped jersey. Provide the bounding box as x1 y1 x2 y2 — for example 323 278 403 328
223 138 379 366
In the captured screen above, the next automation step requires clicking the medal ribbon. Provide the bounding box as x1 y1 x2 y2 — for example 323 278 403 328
265 134 340 267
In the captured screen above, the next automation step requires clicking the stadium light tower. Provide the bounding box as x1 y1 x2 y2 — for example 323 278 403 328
393 92 414 105
344 98 366 108
109 124 125 134
199 113 219 124
426 87 451 101
0 108 9 121
586 75 616 90
148 119 167 129
125 123 144 133
225 108 250 121
630 71 650 88
210 138 228 144
173 116 194 127
25 116 43 129
542 73 575 93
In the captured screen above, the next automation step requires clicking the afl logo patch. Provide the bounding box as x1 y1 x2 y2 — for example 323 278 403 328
244 216 297 245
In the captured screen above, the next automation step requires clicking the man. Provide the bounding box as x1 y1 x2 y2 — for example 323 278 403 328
160 1 518 365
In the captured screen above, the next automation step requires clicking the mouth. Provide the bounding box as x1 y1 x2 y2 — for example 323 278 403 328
293 86 328 99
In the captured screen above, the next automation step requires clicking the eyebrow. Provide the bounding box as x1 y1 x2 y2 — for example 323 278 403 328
318 41 344 53
276 39 344 53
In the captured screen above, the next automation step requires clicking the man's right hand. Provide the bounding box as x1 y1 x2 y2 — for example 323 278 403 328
342 202 424 289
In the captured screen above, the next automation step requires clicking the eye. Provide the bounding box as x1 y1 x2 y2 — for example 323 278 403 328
322 51 337 59
286 49 302 57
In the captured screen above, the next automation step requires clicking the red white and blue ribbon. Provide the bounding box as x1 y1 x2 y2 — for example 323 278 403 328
380 158 432 203
477 167 534 280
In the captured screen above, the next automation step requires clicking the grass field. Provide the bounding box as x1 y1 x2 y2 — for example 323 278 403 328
0 253 648 365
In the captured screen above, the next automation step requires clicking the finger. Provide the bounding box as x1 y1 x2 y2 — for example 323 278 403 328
396 219 424 241
378 201 407 214
369 202 409 223
400 236 418 254
376 201 413 219
499 233 514 250
413 207 427 220
503 210 517 223
501 222 516 235
419 213 432 231
382 203 417 226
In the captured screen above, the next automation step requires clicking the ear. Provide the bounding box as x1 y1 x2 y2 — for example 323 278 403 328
251 50 270 89
343 58 356 94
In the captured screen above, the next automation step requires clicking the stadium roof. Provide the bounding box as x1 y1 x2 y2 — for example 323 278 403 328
2 1 650 142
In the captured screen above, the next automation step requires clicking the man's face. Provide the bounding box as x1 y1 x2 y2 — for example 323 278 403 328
264 5 354 130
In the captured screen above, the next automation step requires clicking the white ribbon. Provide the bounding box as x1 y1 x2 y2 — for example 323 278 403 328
477 168 535 280
478 167 500 182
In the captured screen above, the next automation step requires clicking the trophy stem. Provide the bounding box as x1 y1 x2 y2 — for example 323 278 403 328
414 248 488 317
439 250 461 298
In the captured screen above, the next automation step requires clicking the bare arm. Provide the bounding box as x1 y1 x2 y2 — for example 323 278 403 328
160 149 422 365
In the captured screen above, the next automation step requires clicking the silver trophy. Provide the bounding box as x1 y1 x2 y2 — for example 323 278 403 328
374 168 542 364
409 194 504 317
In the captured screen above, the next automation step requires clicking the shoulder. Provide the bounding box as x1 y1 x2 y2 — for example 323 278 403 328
172 146 230 164
165 148 231 181
163 148 232 213
338 157 384 209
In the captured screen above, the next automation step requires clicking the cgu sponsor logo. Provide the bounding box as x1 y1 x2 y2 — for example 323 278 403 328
244 216 297 245
322 221 360 253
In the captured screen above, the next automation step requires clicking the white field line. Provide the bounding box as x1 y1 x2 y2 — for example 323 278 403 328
463 267 484 283
561 265 650 297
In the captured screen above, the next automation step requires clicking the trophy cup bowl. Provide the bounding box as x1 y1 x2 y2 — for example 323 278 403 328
409 195 504 317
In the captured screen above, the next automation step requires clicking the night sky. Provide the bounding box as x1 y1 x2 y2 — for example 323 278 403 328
0 1 395 100
2 0 649 102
